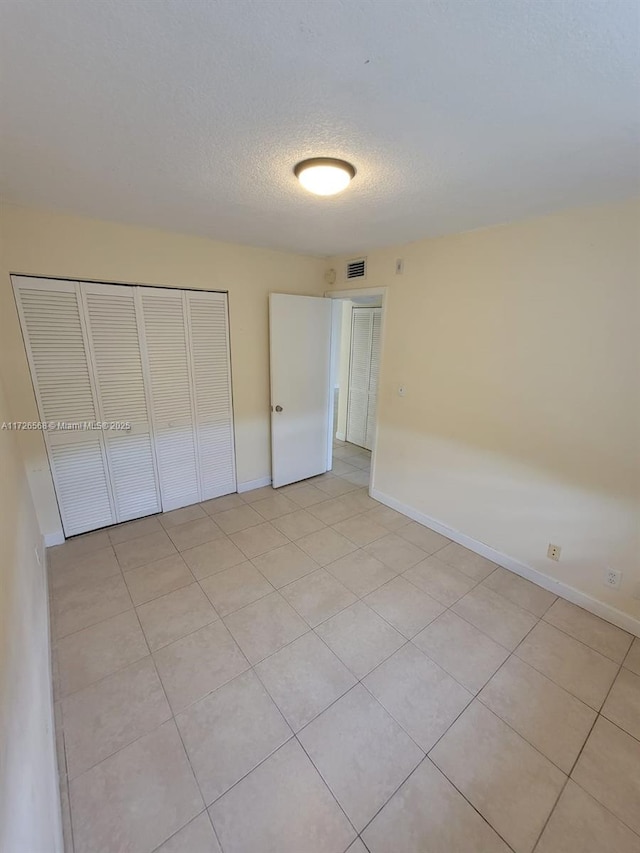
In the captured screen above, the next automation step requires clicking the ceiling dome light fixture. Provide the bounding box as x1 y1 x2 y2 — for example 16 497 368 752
294 158 356 196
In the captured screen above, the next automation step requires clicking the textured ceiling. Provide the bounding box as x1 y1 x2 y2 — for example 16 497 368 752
1 0 638 256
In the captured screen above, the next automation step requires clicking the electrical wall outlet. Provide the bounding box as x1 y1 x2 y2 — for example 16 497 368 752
547 543 561 561
603 568 622 590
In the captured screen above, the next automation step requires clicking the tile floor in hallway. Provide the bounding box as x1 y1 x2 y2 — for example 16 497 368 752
49 441 640 853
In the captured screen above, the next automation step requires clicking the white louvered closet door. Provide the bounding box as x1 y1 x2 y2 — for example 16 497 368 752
82 283 161 521
139 287 201 511
185 291 236 500
364 308 382 451
346 308 373 448
346 306 381 452
12 277 116 536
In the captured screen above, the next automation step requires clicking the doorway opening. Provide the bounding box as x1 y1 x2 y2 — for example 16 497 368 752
268 288 386 491
326 288 387 492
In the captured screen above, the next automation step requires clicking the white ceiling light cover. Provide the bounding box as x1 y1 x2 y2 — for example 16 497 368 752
295 158 356 196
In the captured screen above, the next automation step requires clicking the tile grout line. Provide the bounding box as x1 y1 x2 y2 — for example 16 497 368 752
161 470 637 842
467 627 601 767
51 572 133 645
55 493 537 757
151 588 407 844
51 465 637 852
393 606 614 852
472 604 636 776
529 646 633 851
54 470 375 850
236 572 513 847
52 596 134 642
392 622 548 851
61 583 629 850
50 590 76 853
239 641 365 844
293 730 361 843
62 602 166 783
56 489 253 551
131 596 228 852
538 611 635 664
61 570 217 852
440 580 630 671
356 752 518 853
61 486 383 714
147 807 221 853
48 502 592 708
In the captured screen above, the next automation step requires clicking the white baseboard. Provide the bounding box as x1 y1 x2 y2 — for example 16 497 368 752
370 487 640 639
44 531 65 547
336 430 346 442
43 545 65 853
237 476 272 494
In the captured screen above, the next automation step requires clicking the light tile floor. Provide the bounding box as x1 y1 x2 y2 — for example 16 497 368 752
49 442 640 853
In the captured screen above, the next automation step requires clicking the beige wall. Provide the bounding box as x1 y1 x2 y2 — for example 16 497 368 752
329 198 640 626
0 205 325 539
0 371 62 853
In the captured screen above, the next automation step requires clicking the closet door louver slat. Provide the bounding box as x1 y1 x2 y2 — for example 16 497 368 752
139 288 201 511
12 277 116 536
83 284 161 522
185 291 236 501
49 439 115 533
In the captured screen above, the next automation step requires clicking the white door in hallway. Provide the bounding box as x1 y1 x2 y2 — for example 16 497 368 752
346 306 381 451
269 293 332 488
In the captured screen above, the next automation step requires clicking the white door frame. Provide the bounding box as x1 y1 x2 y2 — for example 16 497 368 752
324 287 388 490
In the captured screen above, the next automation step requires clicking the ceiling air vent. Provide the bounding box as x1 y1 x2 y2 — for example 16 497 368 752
346 257 366 280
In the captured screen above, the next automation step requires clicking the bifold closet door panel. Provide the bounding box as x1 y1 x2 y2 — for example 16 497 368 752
12 276 116 536
364 308 382 451
346 308 372 448
138 287 200 511
14 278 237 532
185 291 236 500
82 283 161 521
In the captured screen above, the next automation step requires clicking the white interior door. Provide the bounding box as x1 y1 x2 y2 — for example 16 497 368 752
346 308 372 448
269 293 332 488
346 306 381 451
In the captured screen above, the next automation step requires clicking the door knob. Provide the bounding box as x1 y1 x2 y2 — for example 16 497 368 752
275 405 283 412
